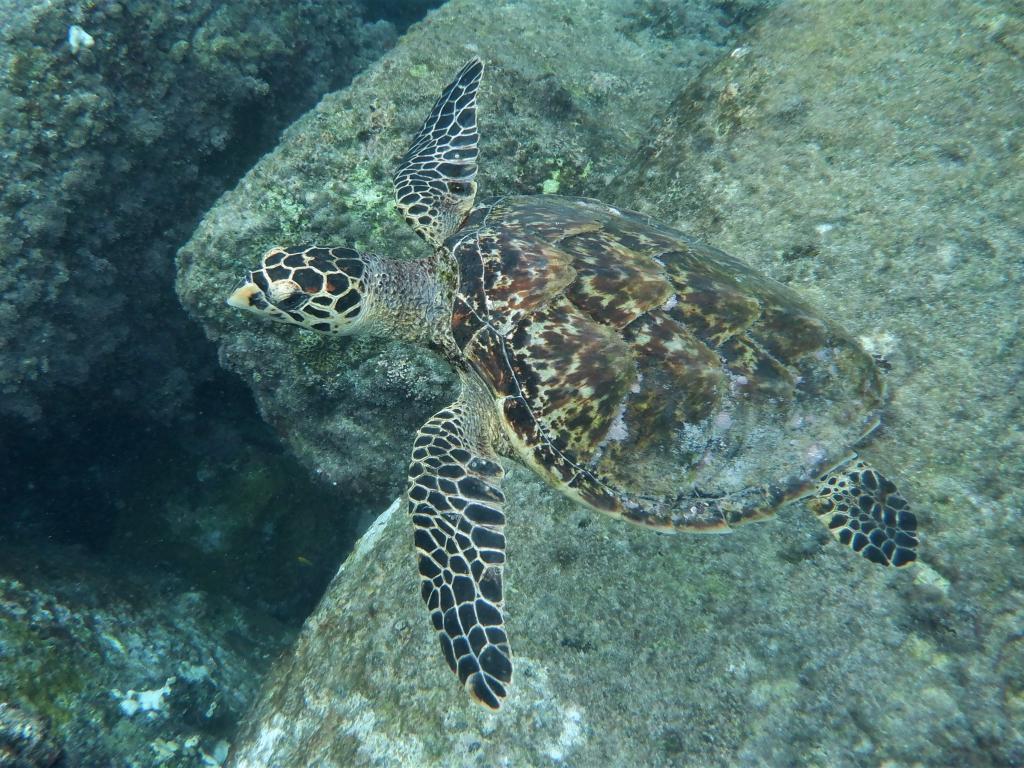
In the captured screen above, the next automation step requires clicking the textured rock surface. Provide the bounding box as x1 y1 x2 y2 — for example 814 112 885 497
0 544 290 768
177 0 769 507
0 702 61 768
0 0 444 631
221 0 1023 766
0 0 398 425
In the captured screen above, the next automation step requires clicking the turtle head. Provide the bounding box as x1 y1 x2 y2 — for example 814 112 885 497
227 246 371 335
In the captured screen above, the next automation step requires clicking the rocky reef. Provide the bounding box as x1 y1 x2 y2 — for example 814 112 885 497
0 0 439 630
0 0 1015 763
0 543 290 767
0 0 407 426
173 0 1024 765
0 0 441 763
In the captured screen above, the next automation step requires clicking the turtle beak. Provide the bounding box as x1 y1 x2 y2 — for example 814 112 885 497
227 279 260 310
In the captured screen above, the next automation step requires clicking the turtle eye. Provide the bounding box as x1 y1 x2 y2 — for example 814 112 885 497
274 291 310 312
266 279 309 312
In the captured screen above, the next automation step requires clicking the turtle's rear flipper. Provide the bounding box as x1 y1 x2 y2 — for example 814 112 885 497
808 460 918 567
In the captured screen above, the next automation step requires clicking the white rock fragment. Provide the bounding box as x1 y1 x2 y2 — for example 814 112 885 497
115 677 175 717
68 25 95 55
151 738 179 762
913 562 951 595
177 661 210 683
544 706 585 762
858 330 898 359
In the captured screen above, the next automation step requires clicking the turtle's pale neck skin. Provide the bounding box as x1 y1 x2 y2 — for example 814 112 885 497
361 253 461 360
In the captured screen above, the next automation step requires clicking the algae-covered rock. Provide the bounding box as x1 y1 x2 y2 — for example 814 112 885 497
0 544 290 768
0 0 397 425
0 0 418 653
0 703 61 768
177 0 768 506
222 0 1022 766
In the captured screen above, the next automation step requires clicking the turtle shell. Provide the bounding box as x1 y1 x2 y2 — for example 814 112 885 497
447 195 884 517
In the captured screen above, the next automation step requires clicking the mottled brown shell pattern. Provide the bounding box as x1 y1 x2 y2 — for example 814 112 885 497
449 195 885 522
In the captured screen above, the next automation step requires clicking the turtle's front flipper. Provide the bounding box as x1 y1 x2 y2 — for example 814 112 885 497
808 459 918 567
394 58 483 248
407 399 512 709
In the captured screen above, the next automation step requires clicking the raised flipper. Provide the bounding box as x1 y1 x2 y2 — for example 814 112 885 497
808 459 918 567
407 399 512 709
393 58 483 248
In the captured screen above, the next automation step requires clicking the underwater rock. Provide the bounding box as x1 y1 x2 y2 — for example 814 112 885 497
0 544 290 768
220 0 1023 766
0 0 436 654
177 0 768 506
0 703 61 768
0 0 399 426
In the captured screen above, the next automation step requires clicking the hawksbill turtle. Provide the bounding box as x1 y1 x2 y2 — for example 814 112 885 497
227 58 919 709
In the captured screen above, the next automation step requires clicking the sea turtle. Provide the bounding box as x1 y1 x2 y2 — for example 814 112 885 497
227 59 918 710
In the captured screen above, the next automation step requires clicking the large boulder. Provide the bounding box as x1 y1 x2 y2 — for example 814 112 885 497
220 0 1023 766
0 0 400 425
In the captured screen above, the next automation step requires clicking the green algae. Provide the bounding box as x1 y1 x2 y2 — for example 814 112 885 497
0 594 86 730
